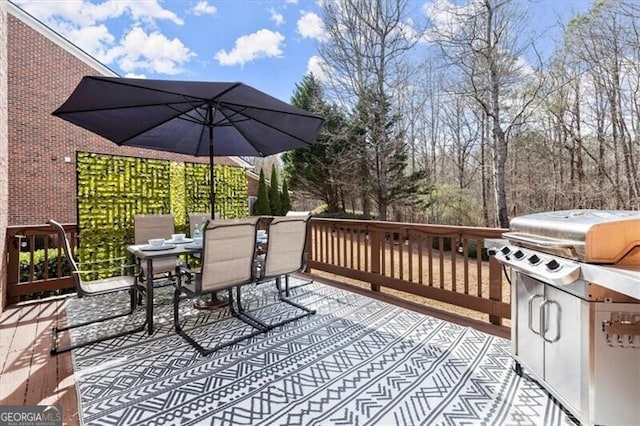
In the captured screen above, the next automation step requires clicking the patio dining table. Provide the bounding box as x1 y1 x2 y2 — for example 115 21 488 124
127 242 202 335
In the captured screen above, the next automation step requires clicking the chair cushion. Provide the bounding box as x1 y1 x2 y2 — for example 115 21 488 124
263 217 307 277
134 214 175 244
200 219 257 291
82 275 135 294
140 256 178 276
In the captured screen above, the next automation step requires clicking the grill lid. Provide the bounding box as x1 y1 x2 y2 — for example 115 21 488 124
503 209 640 263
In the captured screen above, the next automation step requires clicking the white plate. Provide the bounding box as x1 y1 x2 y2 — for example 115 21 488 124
184 243 203 250
164 238 194 244
140 243 177 251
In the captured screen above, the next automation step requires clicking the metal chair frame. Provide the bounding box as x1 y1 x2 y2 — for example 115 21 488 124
257 215 316 328
48 219 147 354
173 217 269 356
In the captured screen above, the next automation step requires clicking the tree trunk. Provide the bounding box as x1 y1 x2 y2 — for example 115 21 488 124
481 112 491 226
492 124 509 228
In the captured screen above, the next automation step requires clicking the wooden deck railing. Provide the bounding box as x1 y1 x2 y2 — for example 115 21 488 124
306 218 510 325
4 219 510 325
5 223 77 305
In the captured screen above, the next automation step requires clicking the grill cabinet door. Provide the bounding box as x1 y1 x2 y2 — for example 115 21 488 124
514 273 584 418
514 273 544 376
542 285 583 415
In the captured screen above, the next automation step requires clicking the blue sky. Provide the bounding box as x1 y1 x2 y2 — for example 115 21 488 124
13 0 593 103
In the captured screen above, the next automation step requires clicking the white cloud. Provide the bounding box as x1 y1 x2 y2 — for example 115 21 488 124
396 19 419 43
114 27 195 75
123 1 184 25
16 0 101 27
297 11 325 40
66 24 115 59
215 29 285 66
124 72 147 79
13 0 193 76
269 8 284 26
307 55 328 82
514 55 535 78
15 0 183 27
191 1 217 16
285 0 298 3
423 0 481 42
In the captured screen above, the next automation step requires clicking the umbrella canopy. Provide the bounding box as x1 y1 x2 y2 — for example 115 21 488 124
53 76 324 216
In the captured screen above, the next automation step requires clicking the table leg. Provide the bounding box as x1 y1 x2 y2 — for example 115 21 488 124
146 258 154 335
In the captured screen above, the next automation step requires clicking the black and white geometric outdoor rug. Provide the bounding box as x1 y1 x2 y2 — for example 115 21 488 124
64 278 577 426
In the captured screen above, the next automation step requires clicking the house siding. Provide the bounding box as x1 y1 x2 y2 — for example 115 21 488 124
7 13 254 226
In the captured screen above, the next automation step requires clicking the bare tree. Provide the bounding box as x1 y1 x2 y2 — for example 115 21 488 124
537 0 640 209
319 0 425 219
427 0 543 227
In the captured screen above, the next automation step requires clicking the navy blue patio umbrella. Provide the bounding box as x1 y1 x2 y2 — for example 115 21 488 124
53 76 324 218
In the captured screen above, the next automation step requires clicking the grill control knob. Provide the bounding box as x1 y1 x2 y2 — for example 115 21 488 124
513 250 525 259
546 259 560 271
528 254 541 265
500 246 511 255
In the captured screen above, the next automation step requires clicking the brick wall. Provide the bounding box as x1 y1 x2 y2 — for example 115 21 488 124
7 15 255 226
247 174 259 198
1 1 9 311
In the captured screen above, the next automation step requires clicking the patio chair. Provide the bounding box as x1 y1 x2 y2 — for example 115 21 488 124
48 220 147 354
173 217 269 355
134 214 178 285
256 215 316 327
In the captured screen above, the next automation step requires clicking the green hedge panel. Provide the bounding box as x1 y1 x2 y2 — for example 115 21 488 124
76 152 248 279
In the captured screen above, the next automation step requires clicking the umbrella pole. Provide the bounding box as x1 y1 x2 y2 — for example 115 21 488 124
209 103 215 220
195 102 224 309
209 102 223 305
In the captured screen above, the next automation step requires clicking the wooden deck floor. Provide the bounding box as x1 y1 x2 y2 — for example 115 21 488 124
0 297 80 426
0 274 508 426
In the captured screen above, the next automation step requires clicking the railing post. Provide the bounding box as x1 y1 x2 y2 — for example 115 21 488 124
489 254 503 325
4 224 78 304
370 226 381 292
5 231 21 306
303 221 312 273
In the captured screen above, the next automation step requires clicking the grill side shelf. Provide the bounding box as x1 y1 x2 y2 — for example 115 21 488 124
581 264 640 301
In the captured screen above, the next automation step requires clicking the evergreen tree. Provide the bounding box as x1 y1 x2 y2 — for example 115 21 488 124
280 178 292 214
282 73 349 213
269 165 282 215
254 169 270 215
350 86 424 220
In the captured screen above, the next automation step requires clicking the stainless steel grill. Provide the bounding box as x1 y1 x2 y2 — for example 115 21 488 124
491 209 640 426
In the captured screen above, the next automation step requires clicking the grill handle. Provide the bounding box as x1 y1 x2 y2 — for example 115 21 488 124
540 300 561 343
528 294 544 336
502 232 585 250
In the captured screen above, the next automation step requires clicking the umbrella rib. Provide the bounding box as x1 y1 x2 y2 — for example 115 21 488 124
56 100 321 122
220 101 321 119
164 97 209 125
54 101 204 115
217 103 322 145
92 76 213 101
214 106 267 156
109 96 209 149
111 91 244 153
56 77 324 157
208 80 320 120
212 106 251 127
109 100 209 150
